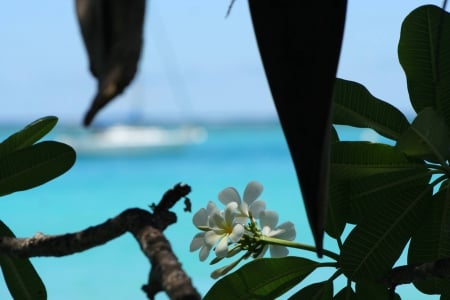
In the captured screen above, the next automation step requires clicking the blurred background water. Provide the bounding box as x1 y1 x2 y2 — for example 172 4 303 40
0 121 437 299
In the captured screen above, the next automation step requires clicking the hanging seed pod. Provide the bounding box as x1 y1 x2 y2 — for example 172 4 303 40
75 0 146 126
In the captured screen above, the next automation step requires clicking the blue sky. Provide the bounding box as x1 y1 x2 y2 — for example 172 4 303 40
0 1 443 125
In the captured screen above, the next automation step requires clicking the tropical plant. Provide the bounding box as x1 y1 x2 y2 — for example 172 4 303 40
202 4 450 299
0 116 76 299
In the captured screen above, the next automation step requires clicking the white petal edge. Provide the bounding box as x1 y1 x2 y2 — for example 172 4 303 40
270 245 289 258
260 210 279 229
249 200 266 218
215 236 229 257
218 187 241 205
275 222 296 240
193 208 207 227
204 231 221 247
243 181 263 206
199 245 211 261
189 232 205 251
229 224 244 242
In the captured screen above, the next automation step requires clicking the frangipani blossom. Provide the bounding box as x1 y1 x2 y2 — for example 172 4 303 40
190 181 300 279
218 181 266 222
189 201 220 261
204 202 245 258
258 210 296 258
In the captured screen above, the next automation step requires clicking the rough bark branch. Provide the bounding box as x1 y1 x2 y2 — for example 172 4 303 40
0 183 201 300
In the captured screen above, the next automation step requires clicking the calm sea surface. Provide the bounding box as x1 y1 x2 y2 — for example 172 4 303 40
0 122 438 299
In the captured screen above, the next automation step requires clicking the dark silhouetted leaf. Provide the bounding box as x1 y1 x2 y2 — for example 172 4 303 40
248 0 347 256
0 116 57 158
333 79 409 141
204 257 319 300
408 187 450 295
0 221 46 300
288 281 333 300
398 5 450 127
0 141 76 196
396 107 450 163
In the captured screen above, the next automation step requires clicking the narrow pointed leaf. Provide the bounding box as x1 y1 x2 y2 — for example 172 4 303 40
340 180 432 281
408 186 450 295
0 141 76 196
396 107 450 163
288 281 333 300
398 5 450 127
333 78 409 141
0 221 46 300
248 1 347 256
0 116 58 158
204 257 319 299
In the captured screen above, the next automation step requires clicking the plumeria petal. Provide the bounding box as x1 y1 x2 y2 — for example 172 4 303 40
249 200 266 218
215 236 229 257
204 230 222 247
199 245 212 261
206 201 219 215
274 222 296 240
239 201 250 217
190 232 205 251
270 245 289 258
229 224 244 242
193 208 208 227
218 187 241 205
210 212 226 229
224 203 237 225
256 245 269 258
260 210 279 229
243 181 263 206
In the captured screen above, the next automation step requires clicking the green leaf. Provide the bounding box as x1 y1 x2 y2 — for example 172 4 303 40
0 116 58 158
0 141 76 196
333 78 410 141
0 221 46 300
204 257 319 300
348 169 431 224
396 107 450 163
408 187 450 295
288 281 333 300
331 142 426 182
355 280 397 300
340 177 432 281
334 286 356 300
398 5 450 127
326 181 350 238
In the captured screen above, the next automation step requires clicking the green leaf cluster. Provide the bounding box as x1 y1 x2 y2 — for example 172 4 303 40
0 116 75 299
205 4 450 299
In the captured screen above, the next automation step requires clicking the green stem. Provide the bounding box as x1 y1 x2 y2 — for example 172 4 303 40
258 236 340 261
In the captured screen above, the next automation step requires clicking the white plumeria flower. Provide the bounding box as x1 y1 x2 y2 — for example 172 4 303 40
204 202 245 258
218 181 266 223
189 201 220 261
257 210 296 258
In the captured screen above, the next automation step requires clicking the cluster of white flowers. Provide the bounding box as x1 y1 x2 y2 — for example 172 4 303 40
189 181 296 277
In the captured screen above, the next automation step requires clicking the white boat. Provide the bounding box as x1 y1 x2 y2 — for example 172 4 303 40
58 125 207 155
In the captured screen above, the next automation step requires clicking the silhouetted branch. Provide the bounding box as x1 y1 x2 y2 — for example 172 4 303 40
0 183 200 300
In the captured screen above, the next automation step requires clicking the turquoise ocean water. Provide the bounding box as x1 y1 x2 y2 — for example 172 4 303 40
0 121 438 299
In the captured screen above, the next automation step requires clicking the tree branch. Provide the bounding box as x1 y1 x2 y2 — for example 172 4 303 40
0 183 201 300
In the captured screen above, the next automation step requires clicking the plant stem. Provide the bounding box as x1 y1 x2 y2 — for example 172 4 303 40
258 236 340 261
